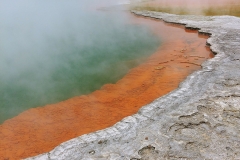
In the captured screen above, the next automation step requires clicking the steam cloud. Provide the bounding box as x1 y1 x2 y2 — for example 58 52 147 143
0 0 160 123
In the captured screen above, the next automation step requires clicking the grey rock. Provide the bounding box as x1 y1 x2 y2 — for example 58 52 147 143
26 11 240 160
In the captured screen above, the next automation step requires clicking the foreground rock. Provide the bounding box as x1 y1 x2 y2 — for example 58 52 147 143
27 11 240 160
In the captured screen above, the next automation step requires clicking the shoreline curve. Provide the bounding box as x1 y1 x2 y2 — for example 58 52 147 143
0 11 213 160
27 11 240 160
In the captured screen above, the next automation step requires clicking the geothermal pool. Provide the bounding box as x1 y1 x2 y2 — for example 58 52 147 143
0 0 228 159
0 0 160 123
0 9 214 160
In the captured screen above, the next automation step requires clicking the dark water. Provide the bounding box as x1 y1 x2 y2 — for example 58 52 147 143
0 0 160 123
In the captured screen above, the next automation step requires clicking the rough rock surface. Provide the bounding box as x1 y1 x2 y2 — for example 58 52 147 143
27 11 240 160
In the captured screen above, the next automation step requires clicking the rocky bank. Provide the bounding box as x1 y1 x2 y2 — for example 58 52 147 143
27 11 240 160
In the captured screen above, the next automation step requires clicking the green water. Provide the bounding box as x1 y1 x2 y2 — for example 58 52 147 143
0 1 160 123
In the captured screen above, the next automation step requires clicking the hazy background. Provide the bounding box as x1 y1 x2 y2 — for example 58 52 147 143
132 0 240 16
0 0 160 123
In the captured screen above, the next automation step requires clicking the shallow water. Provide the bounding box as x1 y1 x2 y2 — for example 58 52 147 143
0 1 160 123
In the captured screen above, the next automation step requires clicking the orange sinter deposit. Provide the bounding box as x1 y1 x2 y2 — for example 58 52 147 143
0 13 214 159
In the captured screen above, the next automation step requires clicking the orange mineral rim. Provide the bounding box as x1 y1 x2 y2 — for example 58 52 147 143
0 11 214 160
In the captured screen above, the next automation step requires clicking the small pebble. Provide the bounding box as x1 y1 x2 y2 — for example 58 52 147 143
89 150 95 155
